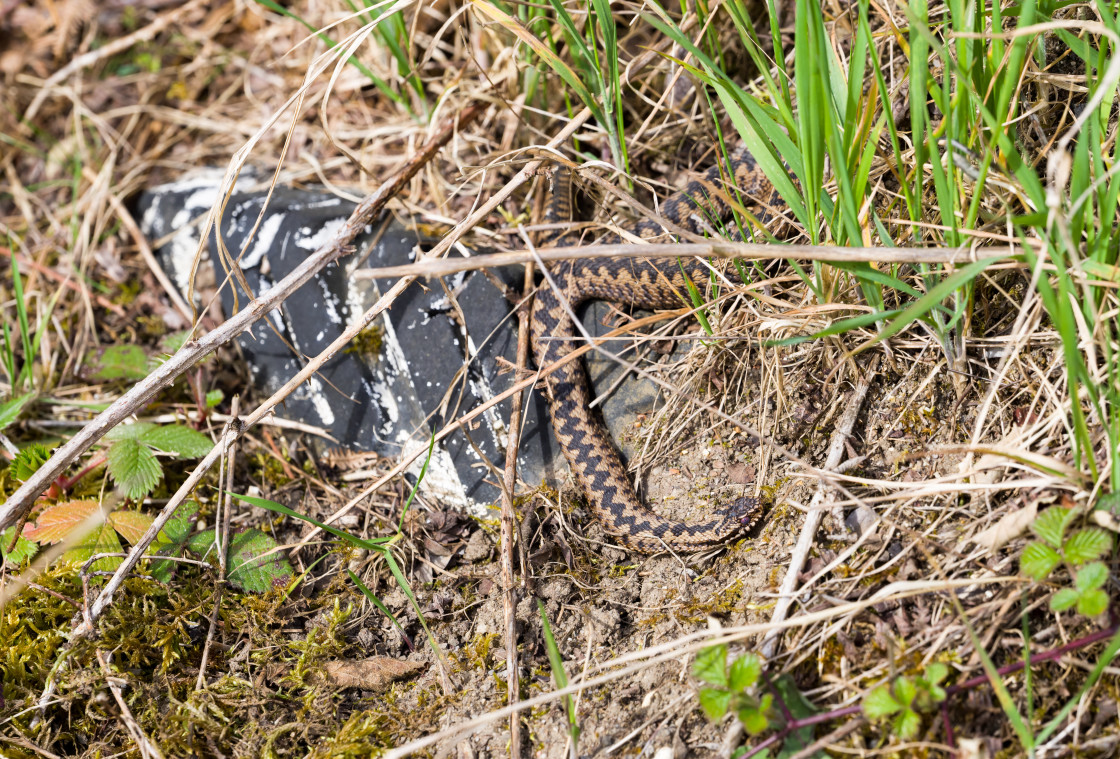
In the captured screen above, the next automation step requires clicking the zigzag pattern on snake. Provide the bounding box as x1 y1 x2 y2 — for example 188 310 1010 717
529 145 775 552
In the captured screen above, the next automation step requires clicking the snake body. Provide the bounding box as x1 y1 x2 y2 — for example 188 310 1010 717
530 146 772 552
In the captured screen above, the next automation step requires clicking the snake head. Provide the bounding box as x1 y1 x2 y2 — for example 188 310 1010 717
729 496 764 531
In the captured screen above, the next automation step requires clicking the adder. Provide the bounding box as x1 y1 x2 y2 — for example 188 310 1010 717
530 145 775 552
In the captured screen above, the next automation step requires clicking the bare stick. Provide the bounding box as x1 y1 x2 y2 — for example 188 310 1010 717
0 102 485 534
354 242 1026 281
758 357 879 661
499 248 534 758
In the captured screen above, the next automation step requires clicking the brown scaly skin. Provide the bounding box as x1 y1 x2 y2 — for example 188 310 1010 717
530 146 774 552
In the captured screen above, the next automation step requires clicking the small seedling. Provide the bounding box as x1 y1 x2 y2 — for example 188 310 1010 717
693 644 772 736
103 421 214 500
1020 505 1113 617
861 663 948 741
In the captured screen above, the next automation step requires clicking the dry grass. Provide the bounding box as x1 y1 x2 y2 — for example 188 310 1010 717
2 0 1118 757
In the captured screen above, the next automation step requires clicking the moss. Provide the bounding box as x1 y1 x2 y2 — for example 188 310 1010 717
345 325 384 360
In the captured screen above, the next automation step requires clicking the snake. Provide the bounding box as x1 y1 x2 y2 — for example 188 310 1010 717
529 145 773 552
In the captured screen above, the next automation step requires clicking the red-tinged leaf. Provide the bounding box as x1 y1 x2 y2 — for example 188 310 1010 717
109 510 155 545
23 499 102 544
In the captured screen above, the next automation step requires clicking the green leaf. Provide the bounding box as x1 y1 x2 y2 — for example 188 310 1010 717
1050 588 1080 612
187 528 218 559
1020 542 1062 580
893 708 922 741
698 687 733 720
140 425 214 458
64 519 124 575
89 344 150 381
693 645 729 686
11 443 50 482
1 525 37 565
1076 589 1109 617
1074 562 1109 591
738 701 770 735
892 676 916 707
107 439 162 500
862 684 901 719
106 422 158 442
923 662 948 686
1063 529 1112 566
728 653 762 692
205 389 224 408
225 528 294 593
0 392 34 432
1032 507 1078 548
149 501 200 583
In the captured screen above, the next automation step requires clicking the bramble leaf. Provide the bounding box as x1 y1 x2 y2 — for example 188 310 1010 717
1020 542 1061 580
862 684 901 719
224 529 294 593
24 499 102 544
729 653 762 692
107 438 162 499
1050 588 1079 612
89 344 149 381
109 510 155 545
1077 589 1109 617
140 425 213 458
1063 529 1112 566
1031 507 1077 548
693 645 728 686
1 526 37 565
698 687 733 720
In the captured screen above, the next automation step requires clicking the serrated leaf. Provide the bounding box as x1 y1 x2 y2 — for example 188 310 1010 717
862 685 901 719
187 528 218 558
11 443 51 482
693 645 728 686
923 662 948 686
140 425 213 458
729 653 762 691
1077 589 1109 617
160 501 199 545
1050 588 1080 612
106 422 157 442
24 499 102 544
225 528 294 593
738 703 769 735
892 677 916 707
108 510 155 545
1021 542 1062 580
698 687 733 720
1 526 37 565
107 439 162 500
0 392 34 432
1032 507 1078 548
89 344 150 381
893 708 922 741
1064 529 1112 565
1074 561 1109 591
149 501 201 583
63 519 123 575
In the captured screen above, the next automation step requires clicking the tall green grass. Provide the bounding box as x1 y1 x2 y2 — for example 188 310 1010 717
517 0 1120 487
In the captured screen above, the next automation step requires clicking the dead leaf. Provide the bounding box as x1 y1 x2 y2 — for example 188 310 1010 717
971 501 1039 552
321 658 425 691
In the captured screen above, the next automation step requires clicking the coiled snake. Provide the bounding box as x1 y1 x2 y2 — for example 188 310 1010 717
530 146 772 552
